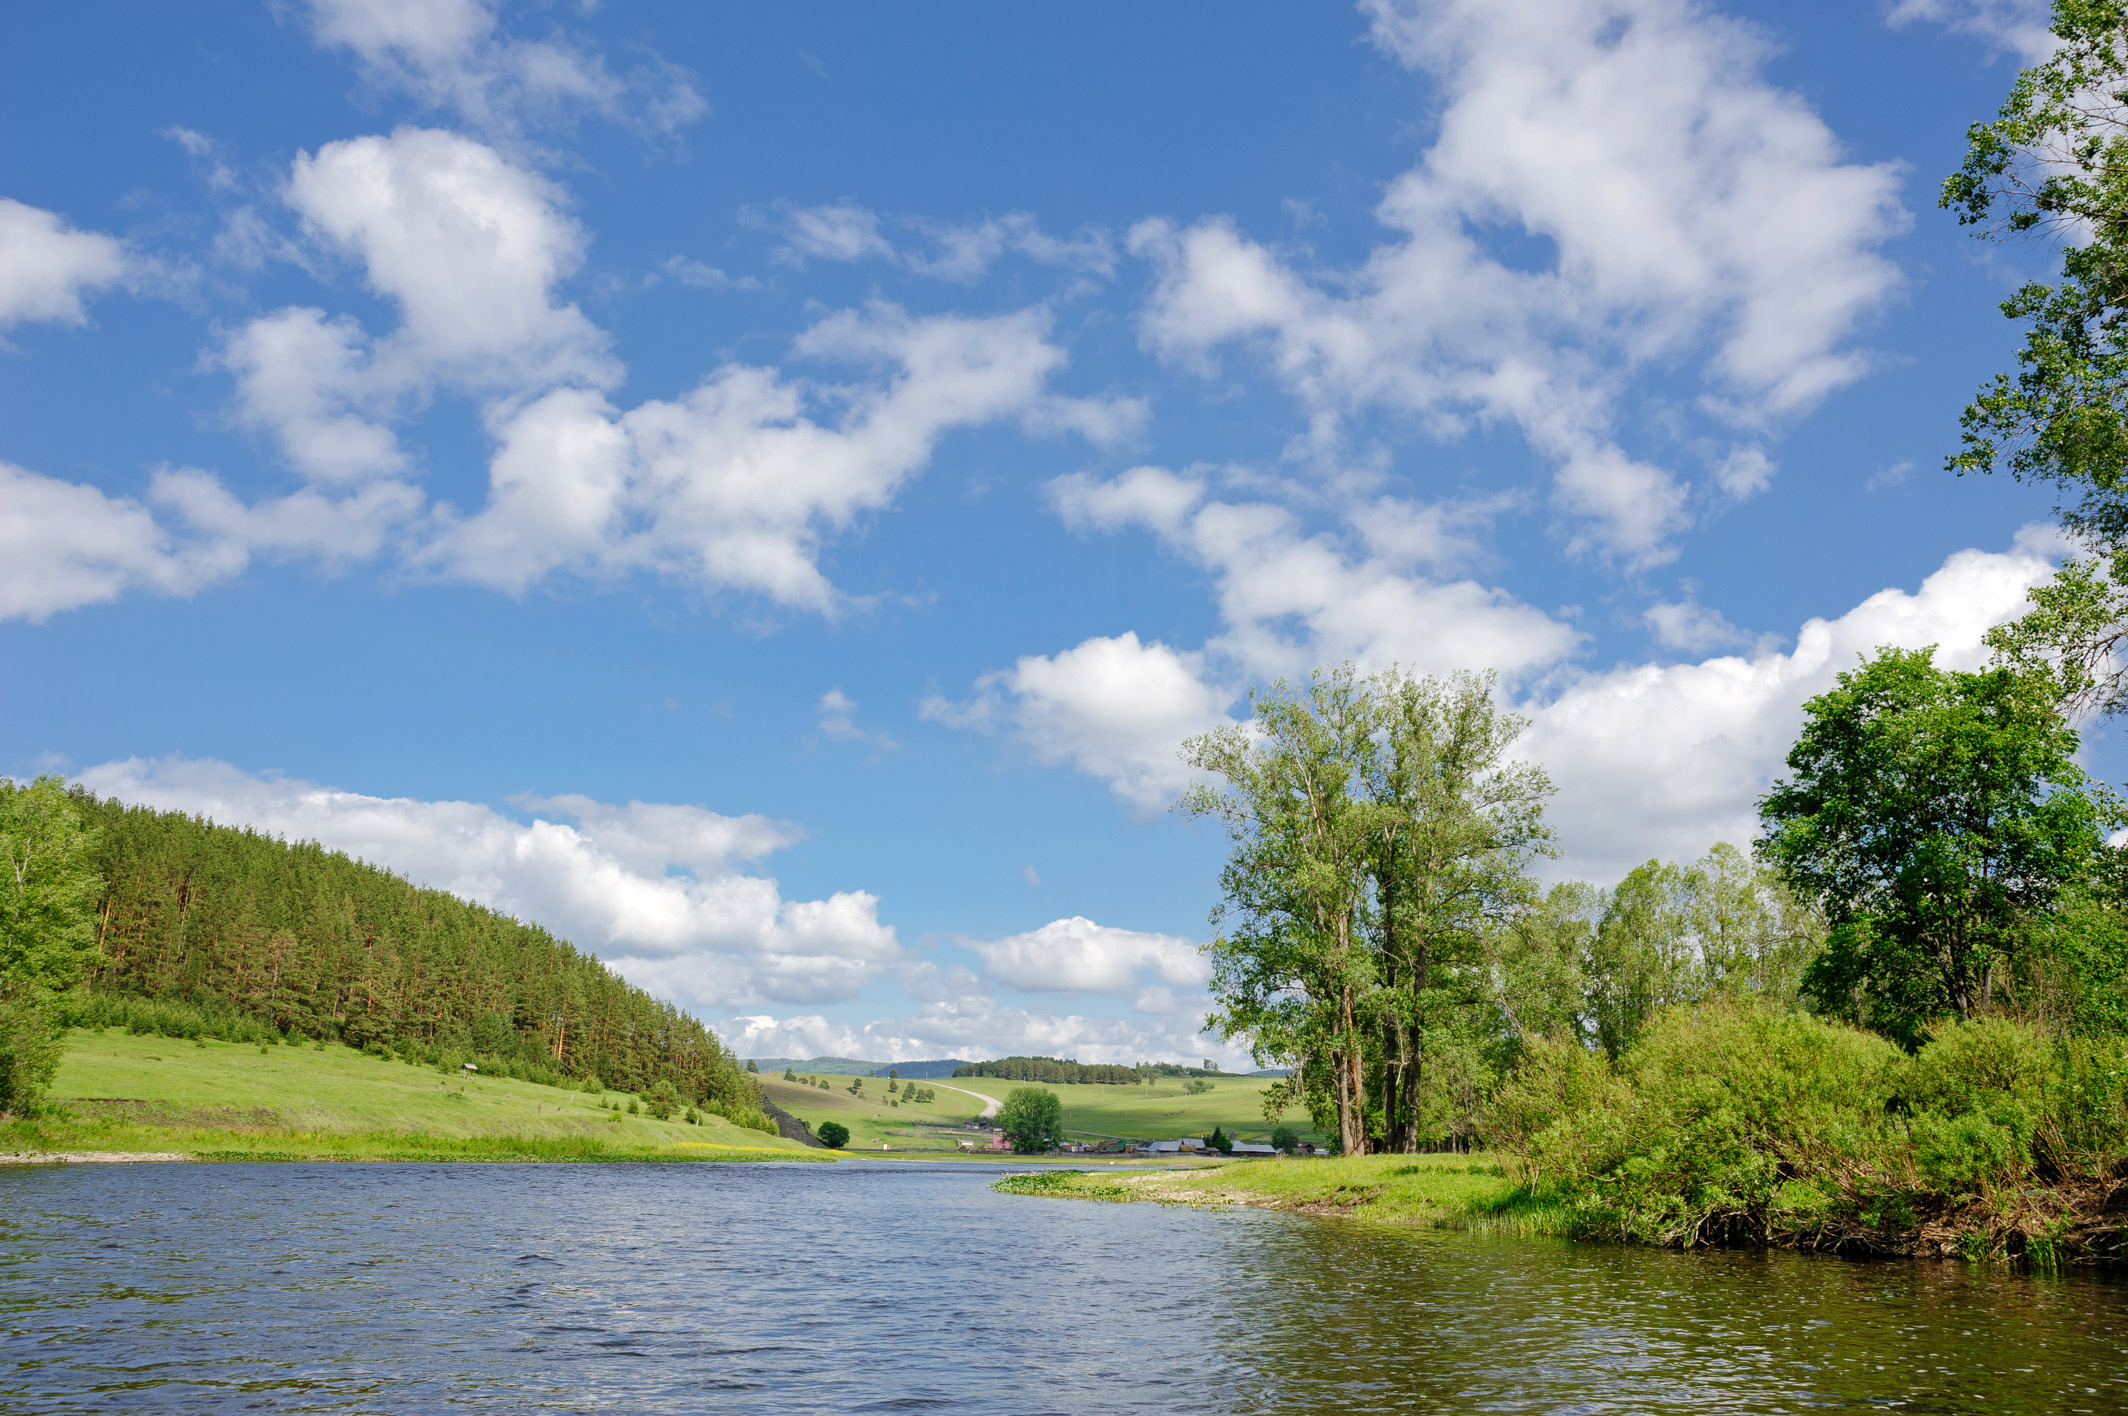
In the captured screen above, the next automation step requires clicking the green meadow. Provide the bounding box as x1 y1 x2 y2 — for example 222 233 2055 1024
1 1029 818 1162
761 1070 1327 1152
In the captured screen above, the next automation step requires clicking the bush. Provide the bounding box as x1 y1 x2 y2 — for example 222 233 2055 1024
61 992 279 1047
816 1121 850 1148
644 1080 680 1120
1270 1124 1299 1151
1490 1005 1906 1245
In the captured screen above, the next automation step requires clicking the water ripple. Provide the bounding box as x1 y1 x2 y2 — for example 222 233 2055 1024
0 1161 2123 1413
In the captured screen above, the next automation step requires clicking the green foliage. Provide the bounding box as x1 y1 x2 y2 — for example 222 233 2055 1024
1941 6 2128 735
1760 647 2121 1046
1943 4 2128 532
815 1120 850 1149
1587 845 1823 1059
626 1097 640 1115
0 776 102 995
1269 1123 1299 1151
998 1086 1064 1152
1205 1124 1233 1155
696 1099 778 1135
0 990 64 1114
1489 1005 2128 1253
1184 664 1555 1156
644 1079 680 1120
0 777 102 1114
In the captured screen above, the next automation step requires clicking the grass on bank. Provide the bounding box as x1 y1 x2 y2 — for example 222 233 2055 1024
994 1153 1568 1235
761 1071 1326 1153
1 1029 820 1162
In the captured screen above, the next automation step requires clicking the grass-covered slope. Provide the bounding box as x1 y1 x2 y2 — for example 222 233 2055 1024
1 1030 817 1162
760 1073 989 1151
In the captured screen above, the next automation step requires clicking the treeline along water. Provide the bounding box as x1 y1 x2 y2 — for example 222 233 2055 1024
3 1162 2126 1414
67 788 758 1109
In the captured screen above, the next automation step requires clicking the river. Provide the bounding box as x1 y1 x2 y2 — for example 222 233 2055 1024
2 1160 2124 1413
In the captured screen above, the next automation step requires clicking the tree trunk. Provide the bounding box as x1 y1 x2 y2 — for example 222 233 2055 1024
1339 983 1367 1155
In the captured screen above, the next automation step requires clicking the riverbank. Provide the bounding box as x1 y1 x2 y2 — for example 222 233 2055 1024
996 1153 2128 1266
0 1029 820 1164
996 1153 1568 1235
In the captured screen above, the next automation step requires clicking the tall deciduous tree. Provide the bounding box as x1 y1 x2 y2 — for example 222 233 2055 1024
1183 665 1554 1154
1185 665 1378 1153
1758 647 2120 1046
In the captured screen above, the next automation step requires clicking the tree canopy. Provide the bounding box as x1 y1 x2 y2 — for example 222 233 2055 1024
1183 665 1554 1154
1759 647 2121 1046
1944 2 2128 720
997 1086 1064 1152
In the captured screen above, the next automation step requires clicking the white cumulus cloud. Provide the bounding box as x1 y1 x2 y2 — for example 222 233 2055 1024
0 198 130 330
1526 528 2063 882
967 916 1209 995
1133 0 1907 563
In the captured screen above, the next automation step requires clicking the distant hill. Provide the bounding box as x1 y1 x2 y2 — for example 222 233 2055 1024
750 1056 974 1079
70 786 759 1111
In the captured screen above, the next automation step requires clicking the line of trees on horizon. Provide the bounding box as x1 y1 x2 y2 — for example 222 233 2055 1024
950 1056 1233 1085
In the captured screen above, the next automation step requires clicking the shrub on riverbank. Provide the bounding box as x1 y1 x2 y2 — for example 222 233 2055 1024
1488 1004 2128 1260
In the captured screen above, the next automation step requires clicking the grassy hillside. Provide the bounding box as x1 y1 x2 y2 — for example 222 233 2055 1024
761 1071 1328 1151
68 788 760 1113
1 1030 818 1162
760 1073 991 1151
1043 1075 1325 1144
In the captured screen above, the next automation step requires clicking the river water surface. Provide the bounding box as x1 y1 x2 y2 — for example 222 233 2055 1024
2 1160 2125 1413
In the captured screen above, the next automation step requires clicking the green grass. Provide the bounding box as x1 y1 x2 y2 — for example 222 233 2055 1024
2 1029 823 1163
993 1153 1570 1235
759 1073 990 1152
759 1071 1325 1153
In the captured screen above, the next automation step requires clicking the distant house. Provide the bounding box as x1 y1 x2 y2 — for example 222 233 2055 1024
1228 1142 1276 1156
1145 1140 1183 1154
988 1133 1011 1151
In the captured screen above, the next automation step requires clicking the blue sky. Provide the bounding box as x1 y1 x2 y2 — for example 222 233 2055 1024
0 0 2086 1064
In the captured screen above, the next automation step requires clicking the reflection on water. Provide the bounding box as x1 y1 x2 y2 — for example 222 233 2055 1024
1 1161 2123 1413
